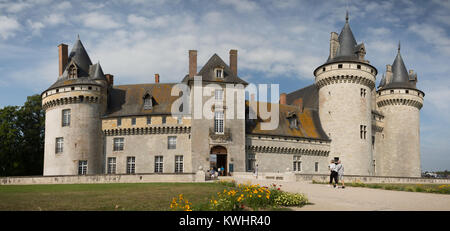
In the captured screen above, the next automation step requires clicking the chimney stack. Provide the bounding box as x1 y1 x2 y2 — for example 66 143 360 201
189 50 197 78
155 73 160 83
105 74 114 86
386 64 393 83
280 93 287 105
229 49 238 76
329 32 339 59
58 43 68 76
250 93 255 102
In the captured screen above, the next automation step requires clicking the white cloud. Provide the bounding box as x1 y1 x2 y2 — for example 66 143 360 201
0 16 21 39
44 13 67 26
218 0 260 13
409 23 450 55
127 14 171 28
55 1 71 10
27 19 45 36
78 12 122 29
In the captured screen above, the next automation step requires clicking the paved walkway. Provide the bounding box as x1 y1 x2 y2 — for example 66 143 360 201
231 177 450 211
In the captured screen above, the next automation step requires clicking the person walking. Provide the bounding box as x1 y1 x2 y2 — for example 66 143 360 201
328 160 338 187
336 160 345 188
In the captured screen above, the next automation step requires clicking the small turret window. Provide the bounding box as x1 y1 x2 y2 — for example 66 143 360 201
68 64 77 79
338 64 343 69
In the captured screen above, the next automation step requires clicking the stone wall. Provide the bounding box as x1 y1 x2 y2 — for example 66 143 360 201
231 172 450 184
0 172 204 185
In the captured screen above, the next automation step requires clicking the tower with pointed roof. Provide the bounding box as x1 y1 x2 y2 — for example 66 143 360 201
375 43 424 177
41 37 108 176
313 12 378 175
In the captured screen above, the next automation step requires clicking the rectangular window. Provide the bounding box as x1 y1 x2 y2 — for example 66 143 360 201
247 154 256 172
127 156 135 174
215 89 224 101
175 155 183 173
55 137 64 153
215 69 223 78
113 137 124 151
168 136 177 149
162 116 166 124
177 116 182 124
360 125 367 139
78 160 87 175
315 162 319 172
338 64 343 68
107 157 116 174
62 109 71 127
131 117 136 126
214 111 224 134
155 156 163 173
147 116 152 125
117 118 122 127
357 64 361 69
293 156 301 172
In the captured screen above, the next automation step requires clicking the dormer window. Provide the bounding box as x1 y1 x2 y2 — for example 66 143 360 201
143 93 153 110
288 114 298 129
68 64 77 79
215 68 224 78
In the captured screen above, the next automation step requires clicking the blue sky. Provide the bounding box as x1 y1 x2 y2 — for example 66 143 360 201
0 0 449 171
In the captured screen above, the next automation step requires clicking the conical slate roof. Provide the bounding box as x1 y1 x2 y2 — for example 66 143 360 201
44 36 105 92
326 12 360 63
91 62 106 80
67 36 93 77
383 43 416 90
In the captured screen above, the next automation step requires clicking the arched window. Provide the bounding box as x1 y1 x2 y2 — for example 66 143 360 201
68 64 77 79
144 94 153 110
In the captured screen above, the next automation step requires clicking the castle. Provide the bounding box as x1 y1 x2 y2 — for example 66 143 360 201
41 14 424 177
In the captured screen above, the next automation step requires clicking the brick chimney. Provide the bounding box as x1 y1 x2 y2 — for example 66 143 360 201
385 64 392 83
105 74 114 86
280 93 287 105
229 49 237 76
155 73 160 83
189 50 197 78
58 43 68 76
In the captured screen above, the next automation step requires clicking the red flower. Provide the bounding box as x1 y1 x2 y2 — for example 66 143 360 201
277 188 280 190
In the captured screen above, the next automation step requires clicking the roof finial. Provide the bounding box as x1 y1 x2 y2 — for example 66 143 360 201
346 10 349 22
77 34 80 40
398 41 401 52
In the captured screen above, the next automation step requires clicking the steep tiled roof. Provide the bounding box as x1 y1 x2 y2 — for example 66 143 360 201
246 101 329 140
105 83 183 117
182 54 248 85
285 84 319 110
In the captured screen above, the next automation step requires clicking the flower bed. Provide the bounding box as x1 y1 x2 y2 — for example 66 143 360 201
170 180 308 211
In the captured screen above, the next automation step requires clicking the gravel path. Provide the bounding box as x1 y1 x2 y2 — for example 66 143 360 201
231 177 450 211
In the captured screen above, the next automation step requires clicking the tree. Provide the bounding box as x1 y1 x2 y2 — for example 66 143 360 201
0 94 45 176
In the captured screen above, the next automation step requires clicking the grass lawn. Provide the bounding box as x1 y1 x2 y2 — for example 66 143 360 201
312 180 450 194
0 183 228 211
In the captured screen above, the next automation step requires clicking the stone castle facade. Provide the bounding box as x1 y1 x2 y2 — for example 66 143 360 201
41 15 424 177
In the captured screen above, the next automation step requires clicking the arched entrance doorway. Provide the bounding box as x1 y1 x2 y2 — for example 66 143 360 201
210 146 227 176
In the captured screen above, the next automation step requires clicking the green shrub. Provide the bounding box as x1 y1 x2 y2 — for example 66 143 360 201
273 191 308 207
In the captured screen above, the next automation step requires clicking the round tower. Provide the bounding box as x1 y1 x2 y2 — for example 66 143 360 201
376 44 424 177
41 37 108 176
313 13 378 175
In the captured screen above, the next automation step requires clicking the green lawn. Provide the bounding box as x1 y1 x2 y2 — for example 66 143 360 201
312 180 450 194
0 183 228 211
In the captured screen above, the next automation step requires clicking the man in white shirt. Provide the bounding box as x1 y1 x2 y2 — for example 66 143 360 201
328 160 336 187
